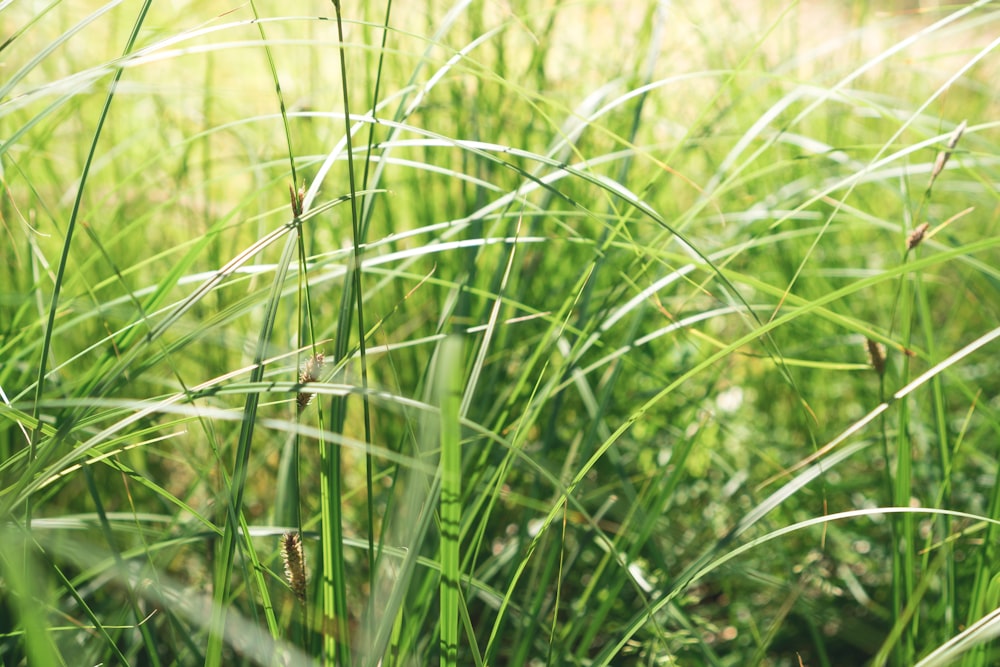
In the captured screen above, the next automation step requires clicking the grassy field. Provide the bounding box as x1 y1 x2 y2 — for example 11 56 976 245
3 1 1000 665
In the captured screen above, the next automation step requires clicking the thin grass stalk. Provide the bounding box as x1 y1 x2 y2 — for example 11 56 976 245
24 0 152 529
205 230 298 667
890 419 914 665
357 0 393 227
457 592 485 667
874 351 895 661
248 0 299 188
242 0 310 550
82 463 162 665
275 431 302 530
915 271 957 642
276 191 316 531
205 4 303 661
321 3 365 663
352 0 473 246
353 3 395 653
892 234 919 666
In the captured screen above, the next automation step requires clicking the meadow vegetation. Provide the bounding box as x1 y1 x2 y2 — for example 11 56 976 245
2 1 1000 665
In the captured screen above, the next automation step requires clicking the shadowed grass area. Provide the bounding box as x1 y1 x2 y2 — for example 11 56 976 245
2 1 1000 665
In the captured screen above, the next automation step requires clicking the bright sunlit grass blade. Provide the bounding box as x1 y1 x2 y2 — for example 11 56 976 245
206 230 298 667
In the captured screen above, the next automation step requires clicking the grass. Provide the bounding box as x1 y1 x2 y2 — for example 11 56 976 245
2 0 1000 665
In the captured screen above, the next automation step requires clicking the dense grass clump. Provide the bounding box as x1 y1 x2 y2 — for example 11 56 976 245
3 1 1000 665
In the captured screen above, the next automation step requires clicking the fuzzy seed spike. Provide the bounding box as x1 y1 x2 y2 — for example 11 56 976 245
296 352 325 410
280 532 308 603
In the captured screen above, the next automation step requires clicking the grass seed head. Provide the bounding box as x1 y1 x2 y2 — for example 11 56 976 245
928 120 967 191
865 338 887 376
907 222 930 251
296 352 325 410
280 532 308 603
289 182 306 217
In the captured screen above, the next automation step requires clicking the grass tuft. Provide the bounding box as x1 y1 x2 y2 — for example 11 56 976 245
3 1 1000 665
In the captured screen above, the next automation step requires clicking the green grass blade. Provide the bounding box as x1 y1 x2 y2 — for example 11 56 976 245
437 335 464 665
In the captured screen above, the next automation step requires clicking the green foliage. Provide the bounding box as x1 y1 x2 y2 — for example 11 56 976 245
3 1 1000 665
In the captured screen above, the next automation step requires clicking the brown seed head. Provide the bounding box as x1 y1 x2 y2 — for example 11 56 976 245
280 532 308 603
296 353 325 410
907 222 930 251
289 182 305 217
928 120 967 191
865 338 886 376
